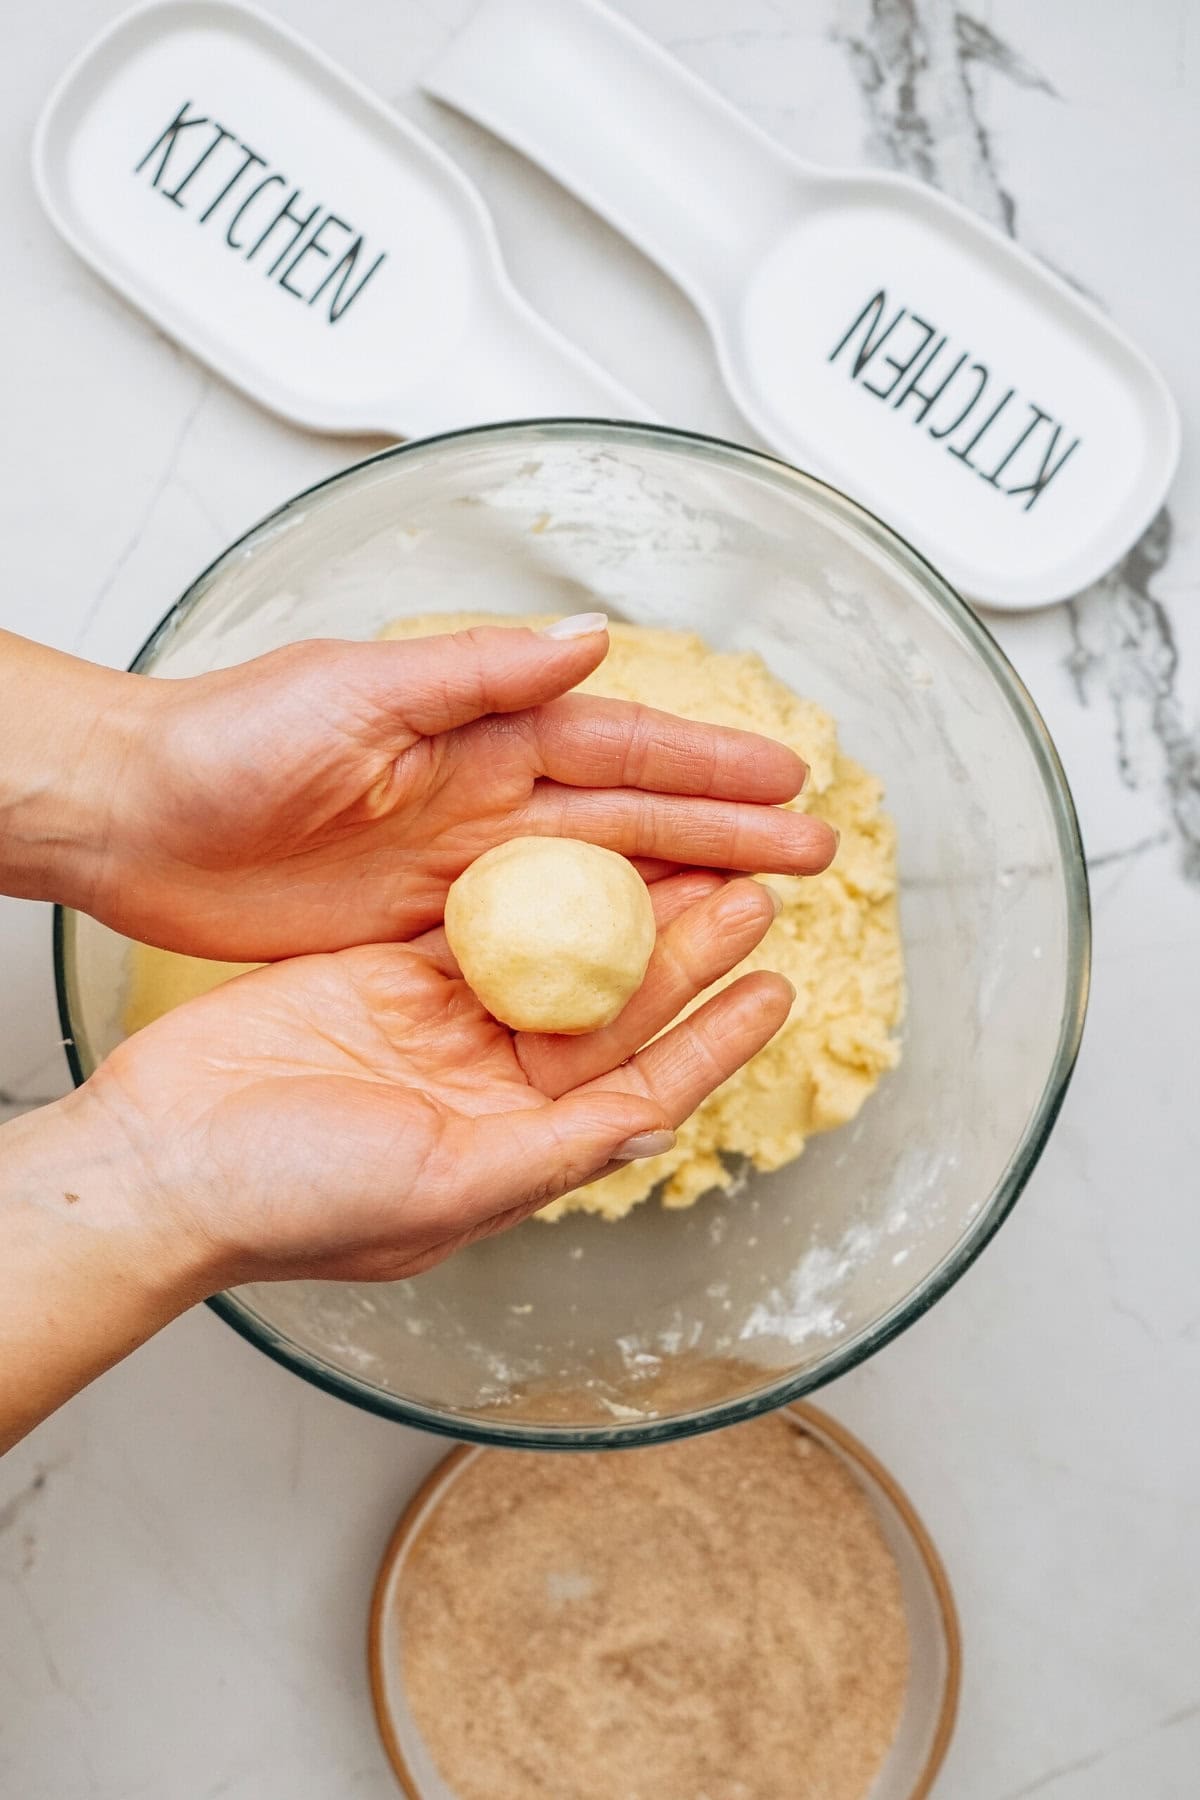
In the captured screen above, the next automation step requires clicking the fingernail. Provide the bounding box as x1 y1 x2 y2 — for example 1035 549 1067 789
612 1129 676 1162
725 880 781 922
540 611 608 640
831 827 842 852
798 763 811 794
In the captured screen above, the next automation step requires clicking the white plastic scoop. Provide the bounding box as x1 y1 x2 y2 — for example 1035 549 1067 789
424 0 1180 609
33 0 649 441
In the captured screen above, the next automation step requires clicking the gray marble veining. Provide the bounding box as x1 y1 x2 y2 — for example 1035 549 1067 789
836 0 1198 885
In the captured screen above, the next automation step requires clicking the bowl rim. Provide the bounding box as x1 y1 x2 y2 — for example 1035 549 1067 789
366 1398 962 1800
54 416 1091 1448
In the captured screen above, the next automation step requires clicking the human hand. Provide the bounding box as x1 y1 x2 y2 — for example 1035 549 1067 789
78 871 788 1285
86 617 833 959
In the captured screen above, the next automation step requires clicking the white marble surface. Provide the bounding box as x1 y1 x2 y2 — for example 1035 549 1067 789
2 2 1198 1795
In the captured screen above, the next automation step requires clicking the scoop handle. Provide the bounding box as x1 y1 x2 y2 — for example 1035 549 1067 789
392 283 656 439
422 0 798 317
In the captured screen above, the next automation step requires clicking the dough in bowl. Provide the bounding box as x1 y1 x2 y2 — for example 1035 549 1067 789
122 616 903 1223
444 837 655 1034
383 615 905 1222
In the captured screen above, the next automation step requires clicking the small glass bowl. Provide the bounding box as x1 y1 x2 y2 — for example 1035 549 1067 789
56 420 1090 1445
368 1401 961 1800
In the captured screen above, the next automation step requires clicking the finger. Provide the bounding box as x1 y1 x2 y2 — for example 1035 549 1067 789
358 619 610 739
588 970 794 1124
438 1090 673 1229
520 785 837 877
630 856 682 883
646 868 728 924
409 868 724 984
524 694 807 803
632 858 740 887
518 879 779 1095
403 923 458 977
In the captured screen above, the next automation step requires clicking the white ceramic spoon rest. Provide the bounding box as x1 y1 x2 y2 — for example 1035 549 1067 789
425 0 1179 609
34 0 650 442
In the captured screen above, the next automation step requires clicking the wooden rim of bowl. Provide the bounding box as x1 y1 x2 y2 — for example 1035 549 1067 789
367 1401 962 1799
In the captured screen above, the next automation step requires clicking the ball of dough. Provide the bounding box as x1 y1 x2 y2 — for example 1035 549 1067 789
444 837 656 1035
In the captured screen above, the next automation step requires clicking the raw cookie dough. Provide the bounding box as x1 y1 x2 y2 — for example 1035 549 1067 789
122 616 903 1221
124 945 255 1034
445 836 655 1034
386 616 904 1220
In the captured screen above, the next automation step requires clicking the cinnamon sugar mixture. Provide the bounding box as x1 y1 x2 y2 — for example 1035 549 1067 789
397 1413 909 1800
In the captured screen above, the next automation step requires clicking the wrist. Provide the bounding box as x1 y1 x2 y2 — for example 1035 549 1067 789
0 632 150 912
1 1087 226 1313
0 1091 226 1454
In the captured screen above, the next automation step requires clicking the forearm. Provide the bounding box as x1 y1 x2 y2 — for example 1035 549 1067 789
0 631 143 908
0 1093 216 1455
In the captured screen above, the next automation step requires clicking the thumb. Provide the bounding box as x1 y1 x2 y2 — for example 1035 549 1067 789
447 1090 673 1228
361 616 609 740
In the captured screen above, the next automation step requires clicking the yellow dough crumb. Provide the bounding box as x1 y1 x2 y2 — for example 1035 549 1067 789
121 616 903 1222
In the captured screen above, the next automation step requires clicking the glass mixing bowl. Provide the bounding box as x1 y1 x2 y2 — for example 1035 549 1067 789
55 421 1090 1447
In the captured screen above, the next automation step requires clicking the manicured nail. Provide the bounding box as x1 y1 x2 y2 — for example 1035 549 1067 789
612 1129 676 1162
540 611 608 639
